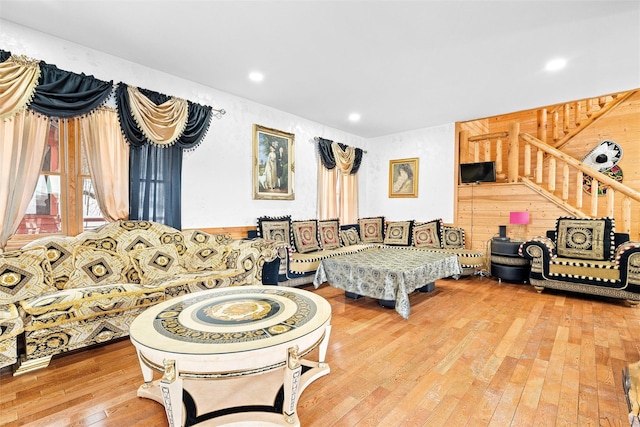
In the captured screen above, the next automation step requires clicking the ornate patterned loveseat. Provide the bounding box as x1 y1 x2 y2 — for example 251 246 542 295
519 217 640 306
0 220 278 374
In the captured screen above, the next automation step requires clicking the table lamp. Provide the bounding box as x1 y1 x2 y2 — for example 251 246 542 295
510 211 530 241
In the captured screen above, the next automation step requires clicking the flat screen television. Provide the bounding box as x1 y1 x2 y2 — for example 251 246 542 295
460 161 496 184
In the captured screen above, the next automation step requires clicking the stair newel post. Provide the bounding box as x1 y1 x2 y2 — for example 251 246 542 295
548 157 556 193
508 123 520 183
606 188 615 218
562 163 570 202
459 130 469 164
537 108 547 143
552 111 560 142
574 101 581 126
576 170 583 208
591 180 599 216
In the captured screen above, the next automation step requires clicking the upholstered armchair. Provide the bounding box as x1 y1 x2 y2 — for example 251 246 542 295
519 217 640 306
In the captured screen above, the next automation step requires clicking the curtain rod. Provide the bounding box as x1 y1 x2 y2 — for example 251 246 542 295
314 136 367 153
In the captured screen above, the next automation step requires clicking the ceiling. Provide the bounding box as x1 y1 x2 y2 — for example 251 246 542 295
1 1 639 138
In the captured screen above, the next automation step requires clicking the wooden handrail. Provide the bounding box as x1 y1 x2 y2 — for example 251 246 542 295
520 132 640 203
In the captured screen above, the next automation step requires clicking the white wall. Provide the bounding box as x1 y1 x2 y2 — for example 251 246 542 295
1 20 455 228
361 124 456 223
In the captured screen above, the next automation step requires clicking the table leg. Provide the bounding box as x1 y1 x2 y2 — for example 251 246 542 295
160 359 183 427
283 346 302 424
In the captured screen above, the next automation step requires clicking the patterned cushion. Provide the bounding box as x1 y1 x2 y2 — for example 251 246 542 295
413 219 443 248
184 245 230 272
340 228 362 246
66 246 130 289
291 220 321 254
0 247 54 305
358 217 385 244
257 216 292 244
442 226 465 249
384 221 413 246
318 219 341 250
555 217 615 261
129 245 186 284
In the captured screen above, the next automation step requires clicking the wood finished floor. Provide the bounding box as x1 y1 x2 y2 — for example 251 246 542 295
1 276 639 427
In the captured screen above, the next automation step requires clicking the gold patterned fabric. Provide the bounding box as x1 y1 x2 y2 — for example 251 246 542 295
358 217 385 244
555 217 615 261
412 219 443 249
384 221 413 246
129 245 186 284
340 227 362 246
318 219 341 250
0 303 23 368
0 247 54 305
0 54 41 120
442 226 465 249
66 246 130 289
291 220 321 253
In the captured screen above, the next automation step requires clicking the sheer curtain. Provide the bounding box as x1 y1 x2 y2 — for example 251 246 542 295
0 110 50 249
80 107 129 222
316 138 364 225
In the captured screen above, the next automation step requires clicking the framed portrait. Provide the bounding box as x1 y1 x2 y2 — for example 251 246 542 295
253 124 295 200
389 158 419 198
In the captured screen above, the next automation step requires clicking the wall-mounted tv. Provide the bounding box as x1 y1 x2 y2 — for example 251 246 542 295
460 161 496 184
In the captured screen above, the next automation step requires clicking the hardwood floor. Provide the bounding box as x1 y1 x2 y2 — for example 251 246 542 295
1 276 638 426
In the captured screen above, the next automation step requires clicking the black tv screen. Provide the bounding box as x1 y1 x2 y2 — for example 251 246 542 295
460 161 496 183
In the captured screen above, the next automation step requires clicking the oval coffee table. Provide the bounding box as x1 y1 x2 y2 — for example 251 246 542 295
130 285 332 427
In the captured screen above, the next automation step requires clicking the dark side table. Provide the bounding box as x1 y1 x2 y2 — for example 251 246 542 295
490 238 530 283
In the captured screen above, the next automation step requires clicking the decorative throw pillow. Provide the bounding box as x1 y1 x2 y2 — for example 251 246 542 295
384 221 413 246
184 245 230 272
66 246 130 289
555 217 615 261
0 247 54 304
442 226 465 249
340 228 362 246
257 216 292 244
412 219 443 248
358 216 385 244
318 219 341 250
291 220 321 253
129 245 186 284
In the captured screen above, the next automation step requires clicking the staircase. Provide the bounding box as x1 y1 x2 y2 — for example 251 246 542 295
458 90 640 239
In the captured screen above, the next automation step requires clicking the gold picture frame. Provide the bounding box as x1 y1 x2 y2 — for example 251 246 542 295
389 158 419 198
253 124 295 200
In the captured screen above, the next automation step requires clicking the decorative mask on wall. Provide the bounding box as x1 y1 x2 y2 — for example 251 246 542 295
582 139 623 196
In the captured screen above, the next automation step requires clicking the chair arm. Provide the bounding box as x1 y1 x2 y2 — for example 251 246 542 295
615 242 640 288
519 237 556 261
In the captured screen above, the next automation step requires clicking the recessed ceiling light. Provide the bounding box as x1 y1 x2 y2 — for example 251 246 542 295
249 71 264 82
348 113 361 122
545 58 567 71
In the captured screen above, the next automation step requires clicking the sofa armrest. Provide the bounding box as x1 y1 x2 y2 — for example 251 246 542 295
519 237 555 278
615 242 640 288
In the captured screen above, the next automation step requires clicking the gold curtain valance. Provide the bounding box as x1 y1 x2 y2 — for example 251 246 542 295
127 86 189 146
331 142 356 175
0 55 41 120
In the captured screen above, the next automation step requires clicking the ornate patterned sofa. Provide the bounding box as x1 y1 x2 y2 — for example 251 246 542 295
255 216 484 287
519 217 640 306
0 220 278 374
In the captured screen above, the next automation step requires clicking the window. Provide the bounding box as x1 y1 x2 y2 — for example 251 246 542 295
15 118 106 238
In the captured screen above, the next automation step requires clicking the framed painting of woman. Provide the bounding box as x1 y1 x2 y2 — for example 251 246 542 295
253 124 295 200
389 158 418 198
